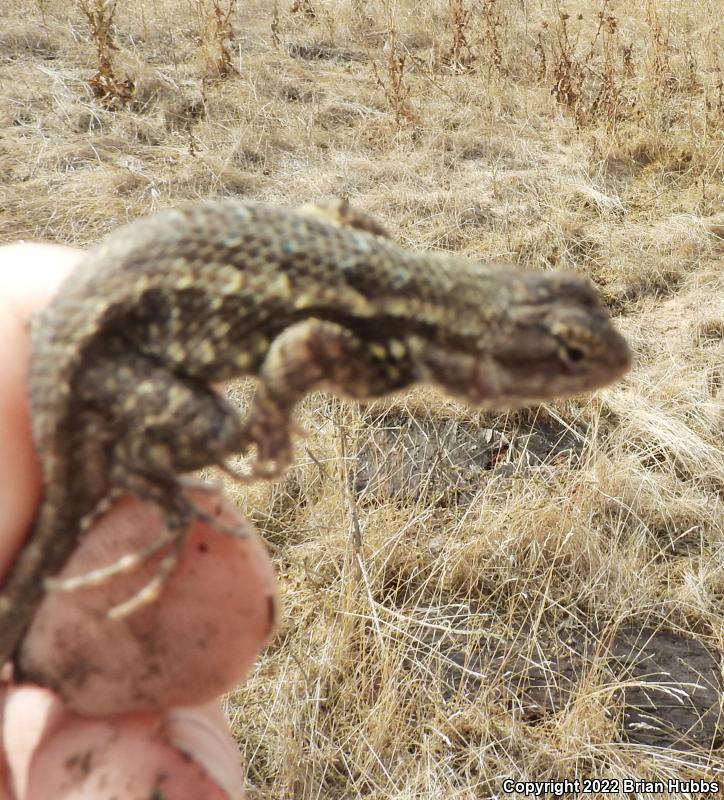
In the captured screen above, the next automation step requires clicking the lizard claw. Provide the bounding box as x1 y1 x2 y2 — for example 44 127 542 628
237 413 305 481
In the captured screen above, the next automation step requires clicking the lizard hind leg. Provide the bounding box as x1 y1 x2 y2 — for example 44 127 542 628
58 355 255 616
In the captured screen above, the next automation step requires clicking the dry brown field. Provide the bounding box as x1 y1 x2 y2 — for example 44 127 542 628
1 0 722 797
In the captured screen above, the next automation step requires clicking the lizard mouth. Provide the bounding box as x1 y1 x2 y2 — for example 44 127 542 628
465 333 631 408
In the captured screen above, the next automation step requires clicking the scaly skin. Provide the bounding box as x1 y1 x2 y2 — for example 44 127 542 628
0 199 631 672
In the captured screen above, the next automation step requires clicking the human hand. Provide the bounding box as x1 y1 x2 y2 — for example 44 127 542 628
0 244 276 800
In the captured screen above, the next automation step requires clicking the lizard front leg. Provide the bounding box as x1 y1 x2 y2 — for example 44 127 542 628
238 319 416 478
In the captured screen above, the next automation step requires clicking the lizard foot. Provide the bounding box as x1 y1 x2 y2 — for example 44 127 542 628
46 484 249 619
106 532 184 619
104 494 251 618
44 530 174 594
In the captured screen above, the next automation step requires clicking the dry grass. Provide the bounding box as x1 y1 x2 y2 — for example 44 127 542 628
1 0 722 797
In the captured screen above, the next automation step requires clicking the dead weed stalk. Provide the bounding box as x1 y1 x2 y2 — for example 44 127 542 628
290 0 336 41
271 2 281 49
448 0 475 73
290 0 317 22
588 11 625 125
479 0 503 75
204 0 238 79
77 0 134 107
540 0 627 129
371 21 420 128
645 0 672 92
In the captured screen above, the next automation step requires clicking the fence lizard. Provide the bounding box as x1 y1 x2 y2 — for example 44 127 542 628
0 199 631 672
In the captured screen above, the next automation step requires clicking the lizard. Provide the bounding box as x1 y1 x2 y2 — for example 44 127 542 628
0 198 631 673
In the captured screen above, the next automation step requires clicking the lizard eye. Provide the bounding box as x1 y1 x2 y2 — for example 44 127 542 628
560 343 587 364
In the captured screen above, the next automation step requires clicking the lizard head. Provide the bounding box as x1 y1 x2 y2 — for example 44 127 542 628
415 269 631 408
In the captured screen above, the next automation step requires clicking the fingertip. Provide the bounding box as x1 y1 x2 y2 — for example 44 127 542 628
18 494 277 716
26 710 240 800
0 244 83 579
